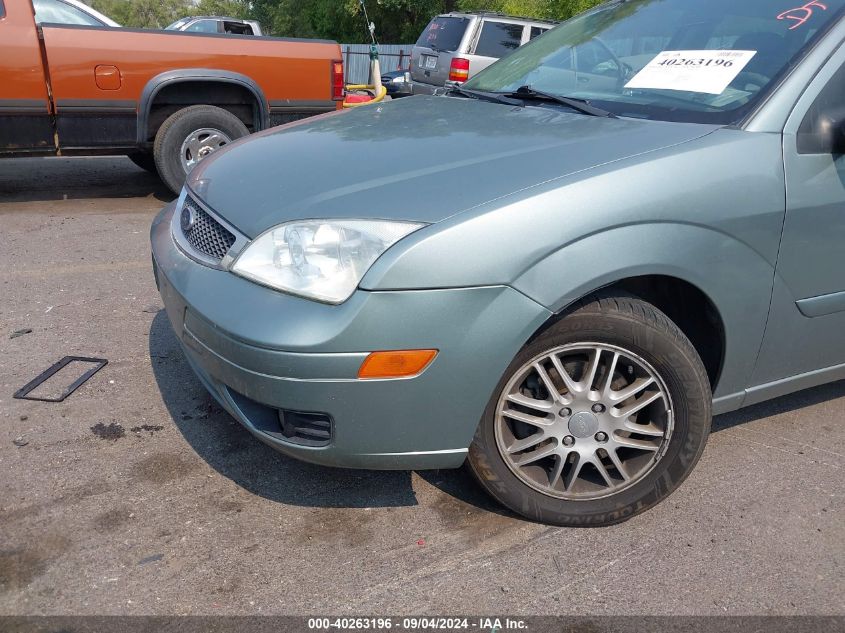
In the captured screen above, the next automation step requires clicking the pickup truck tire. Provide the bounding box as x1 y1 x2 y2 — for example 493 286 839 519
154 105 249 194
467 293 712 527
127 152 157 174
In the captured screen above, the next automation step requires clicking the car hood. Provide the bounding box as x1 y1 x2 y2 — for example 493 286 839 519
191 96 719 238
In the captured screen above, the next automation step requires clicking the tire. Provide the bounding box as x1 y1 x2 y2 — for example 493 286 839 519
127 151 157 173
153 105 249 194
467 293 712 527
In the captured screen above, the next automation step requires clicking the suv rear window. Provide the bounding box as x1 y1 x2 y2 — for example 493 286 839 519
416 16 470 52
475 21 525 58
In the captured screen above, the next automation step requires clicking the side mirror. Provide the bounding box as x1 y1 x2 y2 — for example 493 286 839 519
797 106 845 155
832 117 845 155
816 113 845 154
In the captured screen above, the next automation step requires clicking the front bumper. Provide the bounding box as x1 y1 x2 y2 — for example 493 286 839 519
151 201 551 470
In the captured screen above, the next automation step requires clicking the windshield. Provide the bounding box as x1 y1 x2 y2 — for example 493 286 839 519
464 0 845 123
33 0 104 26
166 18 191 30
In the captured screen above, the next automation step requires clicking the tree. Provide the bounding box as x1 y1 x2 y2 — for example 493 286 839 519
86 0 195 28
84 0 604 39
195 0 251 19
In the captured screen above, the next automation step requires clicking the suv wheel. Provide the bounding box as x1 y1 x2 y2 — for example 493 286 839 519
468 293 712 526
153 105 249 194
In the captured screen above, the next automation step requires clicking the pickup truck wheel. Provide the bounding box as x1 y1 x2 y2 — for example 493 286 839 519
127 152 157 173
153 105 249 194
467 293 712 527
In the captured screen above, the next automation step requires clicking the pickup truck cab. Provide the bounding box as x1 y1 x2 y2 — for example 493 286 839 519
0 0 342 192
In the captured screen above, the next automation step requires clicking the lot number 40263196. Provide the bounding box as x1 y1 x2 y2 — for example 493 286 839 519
658 57 735 67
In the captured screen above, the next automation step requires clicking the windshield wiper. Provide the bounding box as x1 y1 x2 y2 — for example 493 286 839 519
447 85 524 106
507 86 617 118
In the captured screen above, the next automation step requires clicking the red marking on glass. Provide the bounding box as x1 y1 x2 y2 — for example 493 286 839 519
777 0 828 30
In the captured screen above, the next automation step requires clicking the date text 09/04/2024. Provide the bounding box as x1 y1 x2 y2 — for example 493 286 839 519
307 618 528 631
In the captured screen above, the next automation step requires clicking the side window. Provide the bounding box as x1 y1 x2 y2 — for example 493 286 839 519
185 19 219 33
798 62 845 155
32 0 104 25
224 21 253 35
529 26 548 41
474 21 524 58
0 1 5 19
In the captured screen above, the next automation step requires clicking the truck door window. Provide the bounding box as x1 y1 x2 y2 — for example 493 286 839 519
185 19 220 33
475 21 525 58
798 62 845 155
32 0 104 25
0 1 5 19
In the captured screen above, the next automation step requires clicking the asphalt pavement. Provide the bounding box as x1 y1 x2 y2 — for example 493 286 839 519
0 156 842 615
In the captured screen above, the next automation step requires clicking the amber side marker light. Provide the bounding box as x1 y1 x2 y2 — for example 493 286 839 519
358 350 438 379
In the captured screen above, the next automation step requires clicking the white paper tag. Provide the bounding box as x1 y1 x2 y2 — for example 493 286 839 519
624 50 757 95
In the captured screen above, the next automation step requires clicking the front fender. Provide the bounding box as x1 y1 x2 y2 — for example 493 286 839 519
511 222 776 404
137 69 269 144
361 129 785 406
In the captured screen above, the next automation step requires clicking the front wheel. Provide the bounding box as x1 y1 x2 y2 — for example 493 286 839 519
153 105 249 194
467 293 712 526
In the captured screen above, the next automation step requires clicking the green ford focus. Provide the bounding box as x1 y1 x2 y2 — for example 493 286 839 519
152 0 845 525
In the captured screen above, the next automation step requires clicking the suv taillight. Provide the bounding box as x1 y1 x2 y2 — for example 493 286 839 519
332 60 344 101
449 58 470 83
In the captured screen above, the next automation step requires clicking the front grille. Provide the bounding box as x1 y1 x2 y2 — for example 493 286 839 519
181 196 235 261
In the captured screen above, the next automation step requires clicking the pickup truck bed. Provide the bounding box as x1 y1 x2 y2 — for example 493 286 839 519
0 0 343 192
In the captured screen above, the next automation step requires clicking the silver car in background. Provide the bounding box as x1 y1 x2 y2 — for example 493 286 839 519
410 11 557 94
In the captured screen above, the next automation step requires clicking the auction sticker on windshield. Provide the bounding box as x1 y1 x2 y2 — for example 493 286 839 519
625 50 757 95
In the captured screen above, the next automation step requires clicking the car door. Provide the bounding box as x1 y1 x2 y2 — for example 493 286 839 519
749 43 845 393
0 0 55 154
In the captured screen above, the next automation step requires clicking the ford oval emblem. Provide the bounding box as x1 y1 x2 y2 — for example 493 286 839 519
180 205 196 233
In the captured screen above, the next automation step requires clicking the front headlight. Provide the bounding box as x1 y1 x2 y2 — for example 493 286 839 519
231 219 424 303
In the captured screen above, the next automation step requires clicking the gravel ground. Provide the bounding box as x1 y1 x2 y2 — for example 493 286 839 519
0 156 842 616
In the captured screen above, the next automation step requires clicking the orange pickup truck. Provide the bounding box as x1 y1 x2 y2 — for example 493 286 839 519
0 0 343 192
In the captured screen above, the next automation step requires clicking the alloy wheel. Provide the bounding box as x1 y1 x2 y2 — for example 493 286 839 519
494 342 674 500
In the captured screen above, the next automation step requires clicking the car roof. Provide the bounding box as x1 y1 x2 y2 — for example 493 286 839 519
437 11 558 25
187 16 252 22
